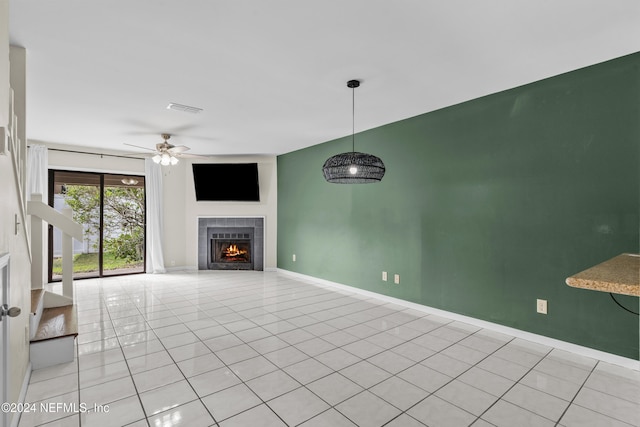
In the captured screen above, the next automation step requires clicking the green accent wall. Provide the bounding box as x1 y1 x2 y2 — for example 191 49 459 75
277 53 640 359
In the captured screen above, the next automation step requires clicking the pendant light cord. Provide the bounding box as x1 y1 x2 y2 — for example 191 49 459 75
351 84 355 153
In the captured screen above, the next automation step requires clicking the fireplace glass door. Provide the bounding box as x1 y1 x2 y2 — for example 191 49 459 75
213 240 251 264
207 229 254 270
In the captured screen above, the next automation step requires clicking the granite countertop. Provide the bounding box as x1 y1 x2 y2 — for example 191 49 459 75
566 253 640 297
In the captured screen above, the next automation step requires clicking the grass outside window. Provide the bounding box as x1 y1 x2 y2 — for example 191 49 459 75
52 252 143 275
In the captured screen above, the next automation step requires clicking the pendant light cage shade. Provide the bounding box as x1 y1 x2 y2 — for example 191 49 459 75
322 79 386 184
322 151 386 183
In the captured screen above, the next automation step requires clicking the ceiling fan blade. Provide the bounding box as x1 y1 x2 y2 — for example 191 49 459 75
168 145 190 154
177 153 210 159
124 143 156 152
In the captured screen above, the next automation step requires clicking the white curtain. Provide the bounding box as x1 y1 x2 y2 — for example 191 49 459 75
145 159 166 273
27 144 48 203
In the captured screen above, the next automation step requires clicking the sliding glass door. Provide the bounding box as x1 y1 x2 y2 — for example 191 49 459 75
102 174 145 276
49 170 145 281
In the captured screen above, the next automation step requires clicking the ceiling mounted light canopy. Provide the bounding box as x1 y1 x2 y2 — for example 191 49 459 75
322 80 385 184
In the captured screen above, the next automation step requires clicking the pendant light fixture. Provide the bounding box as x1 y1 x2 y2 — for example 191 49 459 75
322 79 385 184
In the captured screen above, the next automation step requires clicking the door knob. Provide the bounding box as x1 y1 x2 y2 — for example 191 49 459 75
0 304 21 319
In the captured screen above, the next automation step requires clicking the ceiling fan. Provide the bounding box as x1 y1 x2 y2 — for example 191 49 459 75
124 133 205 165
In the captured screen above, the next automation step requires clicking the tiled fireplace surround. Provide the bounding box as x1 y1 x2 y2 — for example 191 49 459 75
198 217 264 271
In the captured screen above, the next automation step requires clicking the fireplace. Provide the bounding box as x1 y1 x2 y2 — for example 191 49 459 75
199 218 264 271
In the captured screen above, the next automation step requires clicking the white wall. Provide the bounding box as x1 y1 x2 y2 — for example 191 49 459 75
46 142 145 175
161 159 187 267
0 145 30 427
0 15 31 426
44 145 278 271
164 155 278 269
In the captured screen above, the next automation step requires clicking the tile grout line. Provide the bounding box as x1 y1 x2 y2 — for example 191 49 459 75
82 276 489 426
148 276 440 426
472 346 556 425
124 277 303 426
80 276 509 426
44 272 633 427
75 336 81 427
111 300 153 427
379 330 517 427
79 284 151 427
553 360 598 427
172 275 635 427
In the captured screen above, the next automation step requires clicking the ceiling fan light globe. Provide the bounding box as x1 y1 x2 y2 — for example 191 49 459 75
160 153 171 165
170 156 179 165
152 154 161 164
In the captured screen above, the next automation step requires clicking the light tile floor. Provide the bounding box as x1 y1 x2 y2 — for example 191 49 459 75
17 271 640 427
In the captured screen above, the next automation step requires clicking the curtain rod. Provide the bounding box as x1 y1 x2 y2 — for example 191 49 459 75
28 145 145 161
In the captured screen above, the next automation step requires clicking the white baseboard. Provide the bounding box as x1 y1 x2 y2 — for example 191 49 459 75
165 266 277 273
278 269 640 371
165 265 198 272
11 362 31 427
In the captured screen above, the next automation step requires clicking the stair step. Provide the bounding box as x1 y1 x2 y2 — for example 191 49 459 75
30 289 45 315
31 305 78 343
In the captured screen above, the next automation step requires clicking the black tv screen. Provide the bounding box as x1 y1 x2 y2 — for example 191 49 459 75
192 163 260 201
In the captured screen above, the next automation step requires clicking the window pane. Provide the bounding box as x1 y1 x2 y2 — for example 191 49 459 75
102 174 145 276
50 170 146 281
52 171 101 280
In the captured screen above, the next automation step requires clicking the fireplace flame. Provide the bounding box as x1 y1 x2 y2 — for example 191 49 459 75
224 244 247 258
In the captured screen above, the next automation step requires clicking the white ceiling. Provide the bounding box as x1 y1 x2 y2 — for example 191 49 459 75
9 0 640 156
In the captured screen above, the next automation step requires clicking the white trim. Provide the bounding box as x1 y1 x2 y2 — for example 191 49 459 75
157 266 277 274
11 362 31 427
278 269 640 371
1 253 10 427
46 165 143 176
0 127 8 155
165 265 198 272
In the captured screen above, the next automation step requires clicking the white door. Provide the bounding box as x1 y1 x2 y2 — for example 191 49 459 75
1 253 20 427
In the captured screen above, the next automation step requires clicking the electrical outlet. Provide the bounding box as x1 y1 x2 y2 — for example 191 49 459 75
292 254 296 262
394 274 400 284
382 271 388 281
537 299 547 314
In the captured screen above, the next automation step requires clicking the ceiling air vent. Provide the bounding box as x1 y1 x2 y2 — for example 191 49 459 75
167 103 203 114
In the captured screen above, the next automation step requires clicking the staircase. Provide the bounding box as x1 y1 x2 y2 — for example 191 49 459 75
27 195 83 369
29 289 78 369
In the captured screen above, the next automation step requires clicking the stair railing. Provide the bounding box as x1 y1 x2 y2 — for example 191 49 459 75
27 193 83 300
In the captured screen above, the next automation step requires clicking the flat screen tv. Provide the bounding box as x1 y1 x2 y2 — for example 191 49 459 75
192 163 260 201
